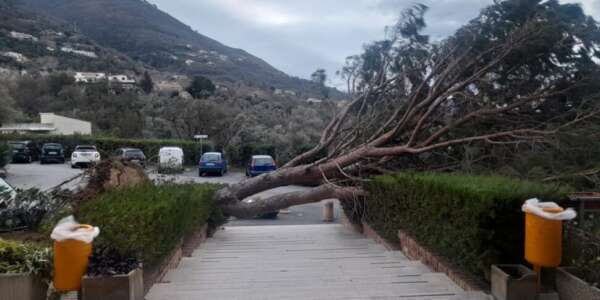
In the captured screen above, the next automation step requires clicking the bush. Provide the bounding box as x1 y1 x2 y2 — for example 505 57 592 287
77 183 222 266
564 224 600 286
0 239 52 280
0 134 214 165
346 173 570 279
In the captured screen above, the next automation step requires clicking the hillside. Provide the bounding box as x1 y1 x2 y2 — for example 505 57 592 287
17 0 342 97
0 0 142 76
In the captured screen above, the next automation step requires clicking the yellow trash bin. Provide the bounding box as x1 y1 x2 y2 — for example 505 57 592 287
525 207 564 267
53 225 94 291
51 219 100 292
522 199 576 269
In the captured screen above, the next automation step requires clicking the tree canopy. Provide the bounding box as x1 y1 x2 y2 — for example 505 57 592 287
187 76 216 99
215 0 600 217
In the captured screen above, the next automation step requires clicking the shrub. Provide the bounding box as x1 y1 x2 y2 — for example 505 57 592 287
87 246 140 277
564 224 600 286
0 134 214 165
346 173 570 279
0 239 52 280
77 183 222 266
0 189 66 231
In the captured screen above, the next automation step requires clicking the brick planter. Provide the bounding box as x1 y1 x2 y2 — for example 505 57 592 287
556 267 600 300
0 273 48 300
490 264 537 300
81 268 144 300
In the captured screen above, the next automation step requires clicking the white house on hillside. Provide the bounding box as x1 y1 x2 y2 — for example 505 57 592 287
75 72 106 83
0 113 91 135
306 98 323 104
108 75 136 84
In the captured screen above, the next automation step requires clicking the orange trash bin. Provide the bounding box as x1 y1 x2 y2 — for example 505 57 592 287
524 207 564 268
53 224 96 291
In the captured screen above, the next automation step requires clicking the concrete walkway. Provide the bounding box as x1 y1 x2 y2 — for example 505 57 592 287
147 224 490 300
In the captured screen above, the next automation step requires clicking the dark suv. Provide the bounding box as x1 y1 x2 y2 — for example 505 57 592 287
40 143 66 164
113 148 146 167
8 141 39 163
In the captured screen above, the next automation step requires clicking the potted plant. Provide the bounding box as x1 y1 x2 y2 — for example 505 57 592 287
491 264 537 300
81 247 144 300
556 267 600 300
0 239 52 300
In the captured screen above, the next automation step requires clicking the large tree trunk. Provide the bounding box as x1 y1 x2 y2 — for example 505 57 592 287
214 2 600 218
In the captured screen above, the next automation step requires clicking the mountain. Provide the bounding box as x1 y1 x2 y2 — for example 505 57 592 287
0 0 142 75
17 0 341 96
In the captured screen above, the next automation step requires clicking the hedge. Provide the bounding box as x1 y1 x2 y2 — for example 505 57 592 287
0 134 215 165
343 173 570 279
77 183 224 266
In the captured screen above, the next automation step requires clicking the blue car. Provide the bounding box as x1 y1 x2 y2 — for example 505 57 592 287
246 155 277 177
199 152 228 176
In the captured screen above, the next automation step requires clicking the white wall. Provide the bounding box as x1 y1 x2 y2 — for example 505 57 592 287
40 113 92 135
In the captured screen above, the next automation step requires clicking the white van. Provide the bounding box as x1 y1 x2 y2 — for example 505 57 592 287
158 147 184 173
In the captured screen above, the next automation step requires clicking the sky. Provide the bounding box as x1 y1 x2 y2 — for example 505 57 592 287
148 0 600 88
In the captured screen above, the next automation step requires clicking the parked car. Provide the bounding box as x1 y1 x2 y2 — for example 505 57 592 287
246 155 277 177
199 152 228 176
71 145 101 168
113 148 146 167
40 143 66 164
8 141 39 163
158 147 184 173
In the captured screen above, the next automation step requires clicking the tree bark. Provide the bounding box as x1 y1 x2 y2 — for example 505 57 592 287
220 185 365 218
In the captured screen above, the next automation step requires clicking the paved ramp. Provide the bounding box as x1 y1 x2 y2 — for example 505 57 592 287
148 224 490 300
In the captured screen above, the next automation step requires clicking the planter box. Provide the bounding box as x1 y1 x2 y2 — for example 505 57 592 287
0 273 48 300
81 268 144 300
556 267 600 300
491 264 537 300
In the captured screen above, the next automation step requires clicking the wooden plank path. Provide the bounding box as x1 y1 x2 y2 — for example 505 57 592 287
147 224 490 300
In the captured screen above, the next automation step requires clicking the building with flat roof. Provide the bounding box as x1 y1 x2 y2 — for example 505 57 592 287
0 113 91 135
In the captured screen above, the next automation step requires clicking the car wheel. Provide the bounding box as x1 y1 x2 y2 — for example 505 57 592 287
71 164 77 169
219 169 224 177
198 170 203 177
40 159 45 165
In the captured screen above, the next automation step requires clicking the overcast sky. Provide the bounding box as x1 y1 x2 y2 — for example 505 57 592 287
148 0 599 88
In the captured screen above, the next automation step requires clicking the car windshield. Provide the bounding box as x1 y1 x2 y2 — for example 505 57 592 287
201 153 221 162
43 144 61 150
76 146 96 152
254 157 274 166
125 149 144 157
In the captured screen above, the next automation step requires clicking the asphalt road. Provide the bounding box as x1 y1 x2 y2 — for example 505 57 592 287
5 163 341 226
4 161 85 191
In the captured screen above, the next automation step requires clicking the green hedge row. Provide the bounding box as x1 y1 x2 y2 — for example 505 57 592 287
77 183 224 266
344 173 570 279
0 134 215 165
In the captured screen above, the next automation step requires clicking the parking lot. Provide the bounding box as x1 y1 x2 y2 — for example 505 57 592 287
4 162 85 191
4 163 341 226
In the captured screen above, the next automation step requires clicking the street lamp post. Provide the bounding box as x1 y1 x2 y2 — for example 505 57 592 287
194 134 208 156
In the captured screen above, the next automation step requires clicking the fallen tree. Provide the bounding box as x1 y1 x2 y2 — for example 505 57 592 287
217 0 600 217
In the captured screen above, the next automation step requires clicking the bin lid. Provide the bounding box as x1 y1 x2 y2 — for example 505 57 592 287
522 199 576 221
